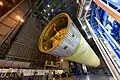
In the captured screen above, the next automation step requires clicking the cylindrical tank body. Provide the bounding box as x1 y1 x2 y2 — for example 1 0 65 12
38 13 100 67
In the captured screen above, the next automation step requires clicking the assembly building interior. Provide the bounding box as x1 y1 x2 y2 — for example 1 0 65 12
0 0 120 80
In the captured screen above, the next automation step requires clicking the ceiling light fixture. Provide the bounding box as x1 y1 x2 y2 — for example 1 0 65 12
48 13 50 16
44 9 46 12
0 2 3 6
87 35 92 39
47 5 50 8
51 9 54 12
61 59 63 62
20 19 24 22
82 26 86 30
85 5 90 10
16 16 21 20
77 0 79 3
16 16 24 22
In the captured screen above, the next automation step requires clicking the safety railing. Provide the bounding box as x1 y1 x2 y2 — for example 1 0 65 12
77 0 120 79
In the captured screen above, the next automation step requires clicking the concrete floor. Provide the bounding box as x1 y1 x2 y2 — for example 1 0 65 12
57 75 114 80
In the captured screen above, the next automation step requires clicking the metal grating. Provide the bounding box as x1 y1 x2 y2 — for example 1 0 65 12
7 15 58 68
7 17 41 60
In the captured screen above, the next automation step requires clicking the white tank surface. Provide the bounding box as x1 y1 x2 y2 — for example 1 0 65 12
38 13 100 67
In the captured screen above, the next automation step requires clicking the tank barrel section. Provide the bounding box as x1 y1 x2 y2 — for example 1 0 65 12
38 13 100 67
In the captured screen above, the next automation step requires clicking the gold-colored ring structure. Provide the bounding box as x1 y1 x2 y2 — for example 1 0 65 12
39 13 70 53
